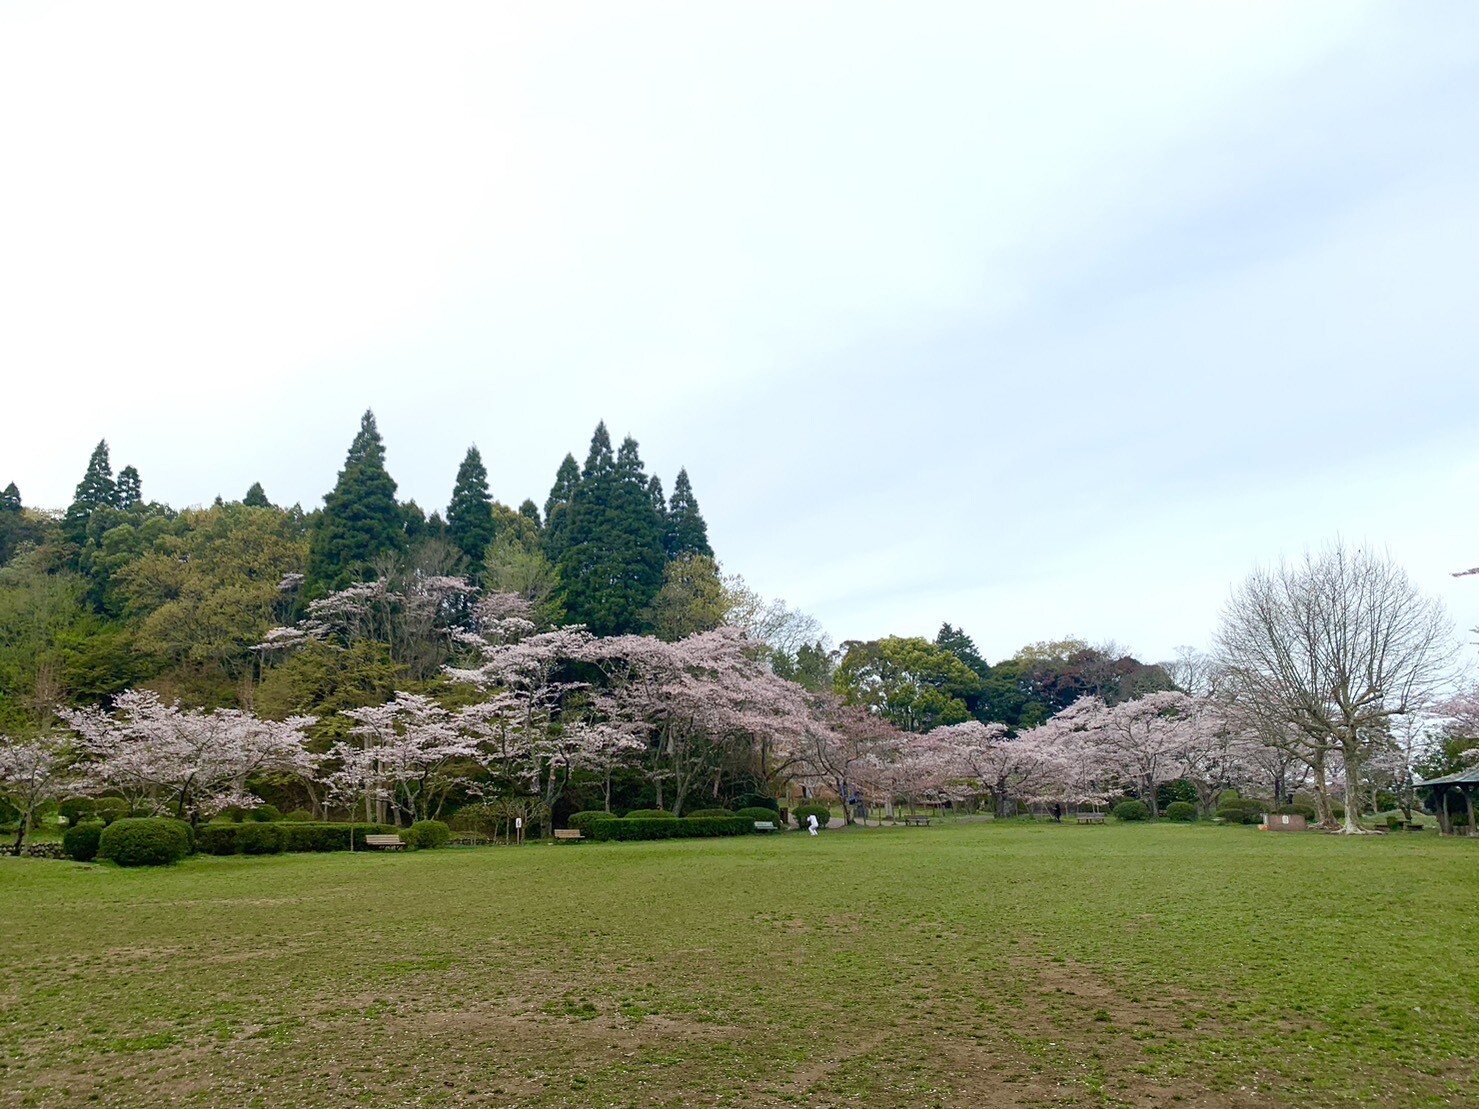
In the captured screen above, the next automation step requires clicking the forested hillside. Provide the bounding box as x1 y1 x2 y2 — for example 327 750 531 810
0 412 718 731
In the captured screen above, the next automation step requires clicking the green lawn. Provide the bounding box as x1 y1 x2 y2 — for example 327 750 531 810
1 823 1475 1107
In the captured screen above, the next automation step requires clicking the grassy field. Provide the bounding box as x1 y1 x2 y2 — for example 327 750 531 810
1 823 1475 1108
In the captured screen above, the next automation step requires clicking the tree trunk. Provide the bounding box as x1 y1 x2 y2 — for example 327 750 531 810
1339 752 1372 834
1466 790 1476 838
1436 788 1453 836
1309 752 1337 829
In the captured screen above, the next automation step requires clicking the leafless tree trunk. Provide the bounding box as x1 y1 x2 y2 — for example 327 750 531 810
1216 542 1456 834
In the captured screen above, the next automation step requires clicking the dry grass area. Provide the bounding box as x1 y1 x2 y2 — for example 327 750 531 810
1 822 1475 1107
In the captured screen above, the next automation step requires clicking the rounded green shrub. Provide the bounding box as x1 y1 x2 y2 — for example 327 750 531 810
90 798 130 825
1272 803 1318 820
1216 799 1265 825
736 806 783 826
405 820 451 849
684 807 733 819
250 804 283 822
1164 801 1197 822
282 809 315 822
1112 800 1151 822
97 818 191 867
792 803 831 829
235 822 284 855
62 820 106 862
567 810 614 835
622 809 676 819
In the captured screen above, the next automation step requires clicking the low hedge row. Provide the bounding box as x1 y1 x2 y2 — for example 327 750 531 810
197 821 398 855
735 806 785 826
586 815 753 842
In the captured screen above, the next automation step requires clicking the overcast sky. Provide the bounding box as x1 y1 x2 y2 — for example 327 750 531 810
2 1 1476 665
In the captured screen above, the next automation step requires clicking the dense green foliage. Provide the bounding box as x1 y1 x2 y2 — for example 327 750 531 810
61 820 105 861
1217 799 1268 825
96 818 191 867
736 806 784 825
565 810 613 835
307 411 406 594
1164 800 1197 822
586 815 751 840
405 820 451 850
235 822 285 855
621 809 675 819
1112 799 1151 822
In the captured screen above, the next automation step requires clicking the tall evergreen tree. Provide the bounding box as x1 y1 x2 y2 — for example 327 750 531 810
935 622 989 679
0 483 20 513
446 446 496 576
115 465 142 509
557 428 666 636
307 410 405 594
664 468 713 558
243 482 272 507
541 453 581 562
63 440 118 545
518 499 542 529
646 474 667 530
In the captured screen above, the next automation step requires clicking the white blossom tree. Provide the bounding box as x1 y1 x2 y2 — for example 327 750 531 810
0 733 75 854
63 691 316 821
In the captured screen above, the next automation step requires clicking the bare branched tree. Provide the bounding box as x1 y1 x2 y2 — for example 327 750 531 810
1215 542 1457 834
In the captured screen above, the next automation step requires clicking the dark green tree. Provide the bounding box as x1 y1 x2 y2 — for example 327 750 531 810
557 427 666 636
541 453 581 562
0 484 19 514
243 482 272 507
446 446 496 577
518 499 541 528
63 441 118 546
935 623 988 677
115 465 142 510
306 410 405 594
664 468 713 558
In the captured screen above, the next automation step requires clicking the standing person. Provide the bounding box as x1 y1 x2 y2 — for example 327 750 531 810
807 813 820 836
1052 803 1063 823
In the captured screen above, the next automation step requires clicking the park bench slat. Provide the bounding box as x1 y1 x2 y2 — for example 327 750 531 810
553 829 583 841
364 834 406 850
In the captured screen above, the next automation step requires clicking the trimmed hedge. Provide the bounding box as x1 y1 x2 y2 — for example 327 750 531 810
1164 801 1197 822
62 820 106 862
249 804 282 822
1112 800 1151 822
622 809 676 819
587 816 751 842
236 822 284 855
736 807 784 826
684 807 734 819
97 818 191 867
405 820 451 850
200 821 399 855
1217 799 1268 825
567 810 614 835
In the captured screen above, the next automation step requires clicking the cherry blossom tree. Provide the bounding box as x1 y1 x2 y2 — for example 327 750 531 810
930 719 1049 818
63 691 316 821
0 733 75 855
790 698 900 824
323 693 482 825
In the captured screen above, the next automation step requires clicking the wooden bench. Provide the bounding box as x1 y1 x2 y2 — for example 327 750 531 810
903 815 930 827
753 821 777 832
553 829 583 841
363 834 405 850
1075 813 1106 825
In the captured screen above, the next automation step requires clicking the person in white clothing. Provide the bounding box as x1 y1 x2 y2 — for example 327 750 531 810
807 813 820 836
